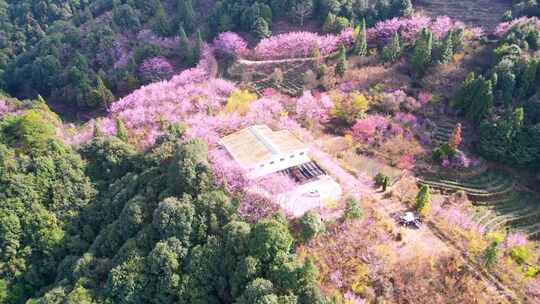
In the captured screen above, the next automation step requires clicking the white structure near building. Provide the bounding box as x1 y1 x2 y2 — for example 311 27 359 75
219 125 342 216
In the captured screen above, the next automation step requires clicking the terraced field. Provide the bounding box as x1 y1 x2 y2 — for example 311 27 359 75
418 116 540 239
418 167 540 238
229 59 311 96
431 117 472 147
250 72 304 96
415 0 510 32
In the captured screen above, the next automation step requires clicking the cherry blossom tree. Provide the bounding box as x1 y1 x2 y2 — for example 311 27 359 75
138 57 174 83
252 30 352 60
351 115 389 143
294 91 333 128
213 32 248 58
238 192 281 223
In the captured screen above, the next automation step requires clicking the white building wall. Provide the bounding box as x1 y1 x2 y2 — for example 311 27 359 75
247 148 311 179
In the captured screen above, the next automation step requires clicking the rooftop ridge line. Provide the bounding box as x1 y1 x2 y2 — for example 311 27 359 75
247 125 281 155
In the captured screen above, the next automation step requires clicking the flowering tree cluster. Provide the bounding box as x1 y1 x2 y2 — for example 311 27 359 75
208 148 251 194
418 91 433 105
0 100 11 117
252 30 353 60
351 115 390 143
238 192 282 223
368 15 462 44
441 150 472 169
255 173 297 196
213 32 248 58
494 17 540 37
433 205 485 234
295 90 333 128
138 57 174 84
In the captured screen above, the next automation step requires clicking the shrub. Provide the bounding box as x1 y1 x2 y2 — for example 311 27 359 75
483 241 499 268
509 246 529 264
432 143 455 162
224 90 257 114
300 210 325 241
381 32 401 63
415 185 430 216
374 172 389 188
526 265 538 278
344 197 363 220
12 104 57 152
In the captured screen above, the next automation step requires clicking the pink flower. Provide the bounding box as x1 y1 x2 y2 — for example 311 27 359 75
0 100 10 117
213 32 248 58
442 158 450 167
138 57 174 83
397 154 415 170
494 17 540 37
351 115 389 143
418 91 433 105
238 191 281 223
504 232 528 248
255 173 296 196
209 148 251 194
252 30 350 60
295 91 333 126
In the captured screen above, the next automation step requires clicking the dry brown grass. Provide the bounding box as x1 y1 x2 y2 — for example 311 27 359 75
343 63 411 91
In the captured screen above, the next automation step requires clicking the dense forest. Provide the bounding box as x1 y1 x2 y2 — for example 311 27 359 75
0 0 411 110
0 98 323 303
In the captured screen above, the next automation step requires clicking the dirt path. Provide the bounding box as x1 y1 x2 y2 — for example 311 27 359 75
371 190 519 303
238 57 319 66
314 134 521 303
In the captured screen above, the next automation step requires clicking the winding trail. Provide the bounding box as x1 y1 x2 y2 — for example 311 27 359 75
237 56 319 66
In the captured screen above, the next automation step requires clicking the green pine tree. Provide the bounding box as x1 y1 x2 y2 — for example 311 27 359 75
483 241 499 268
253 17 271 39
93 120 103 138
512 107 524 131
335 45 347 77
451 28 464 52
411 28 433 76
518 59 538 98
193 30 203 64
439 31 454 64
92 76 115 109
179 26 191 61
353 18 368 56
500 71 516 105
152 2 171 37
115 117 129 142
416 185 430 216
178 0 196 32
381 32 401 63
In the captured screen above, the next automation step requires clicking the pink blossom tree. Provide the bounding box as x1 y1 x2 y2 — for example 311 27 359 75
255 173 297 196
351 115 389 143
138 57 174 83
294 91 333 128
213 32 248 58
238 191 281 223
252 30 352 60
